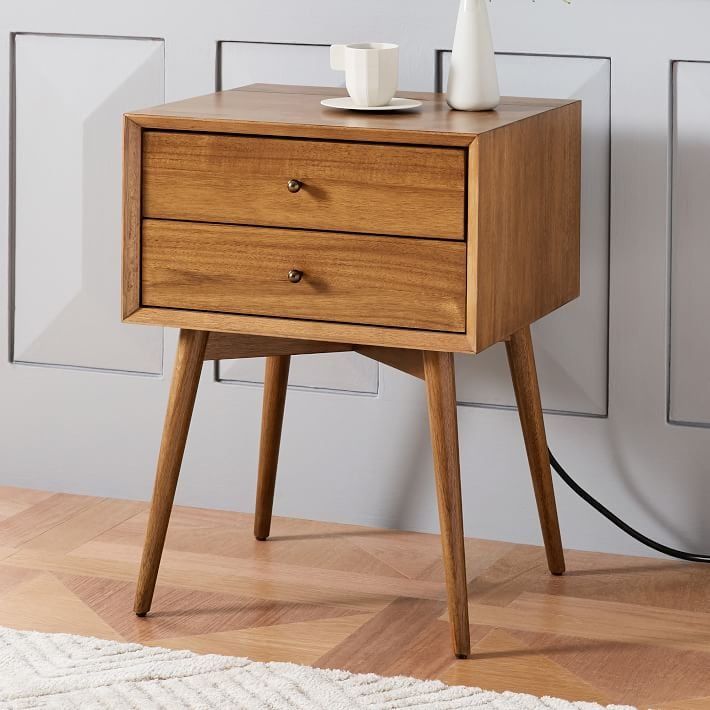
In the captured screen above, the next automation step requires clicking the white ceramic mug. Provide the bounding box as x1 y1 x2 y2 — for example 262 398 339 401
330 42 399 107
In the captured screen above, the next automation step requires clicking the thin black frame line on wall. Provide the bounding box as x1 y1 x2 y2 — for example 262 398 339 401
7 31 166 377
436 49 612 420
666 58 710 430
213 40 380 397
215 40 330 92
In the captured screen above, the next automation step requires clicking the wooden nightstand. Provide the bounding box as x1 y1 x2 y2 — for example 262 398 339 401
122 84 581 659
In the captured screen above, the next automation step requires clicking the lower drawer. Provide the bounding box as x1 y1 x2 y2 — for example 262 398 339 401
141 220 466 332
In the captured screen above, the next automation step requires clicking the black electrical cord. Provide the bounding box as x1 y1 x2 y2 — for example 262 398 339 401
548 449 710 564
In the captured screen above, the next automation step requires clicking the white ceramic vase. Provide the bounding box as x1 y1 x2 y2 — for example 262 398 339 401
446 0 500 111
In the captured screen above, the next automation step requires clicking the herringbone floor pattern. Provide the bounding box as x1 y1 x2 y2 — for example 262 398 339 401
0 485 707 709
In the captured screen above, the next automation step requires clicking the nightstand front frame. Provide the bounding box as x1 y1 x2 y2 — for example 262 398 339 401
122 116 477 354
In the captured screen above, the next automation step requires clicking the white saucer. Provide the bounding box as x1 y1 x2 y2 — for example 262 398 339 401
320 97 422 112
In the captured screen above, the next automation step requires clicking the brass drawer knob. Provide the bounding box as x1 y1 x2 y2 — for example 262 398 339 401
288 269 303 283
287 179 303 193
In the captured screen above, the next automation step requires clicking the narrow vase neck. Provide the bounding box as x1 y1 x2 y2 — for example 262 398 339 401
460 0 485 11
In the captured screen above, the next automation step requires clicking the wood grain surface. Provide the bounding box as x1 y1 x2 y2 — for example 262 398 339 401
121 118 142 319
423 351 470 658
123 85 581 354
127 84 576 147
506 327 566 575
0 485 707 709
354 346 425 380
142 131 466 239
134 329 208 616
141 220 467 332
470 101 582 351
254 355 291 541
126 307 472 353
203 333 352 361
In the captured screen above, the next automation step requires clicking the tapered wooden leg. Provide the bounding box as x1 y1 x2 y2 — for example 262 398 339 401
254 355 291 541
423 351 470 659
506 326 566 575
134 329 208 616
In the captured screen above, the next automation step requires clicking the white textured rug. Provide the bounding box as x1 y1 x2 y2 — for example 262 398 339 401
0 627 636 709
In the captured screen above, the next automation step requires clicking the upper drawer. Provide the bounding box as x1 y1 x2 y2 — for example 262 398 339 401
142 132 466 240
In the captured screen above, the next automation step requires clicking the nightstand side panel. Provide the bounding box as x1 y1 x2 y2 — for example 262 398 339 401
122 117 143 320
471 101 582 352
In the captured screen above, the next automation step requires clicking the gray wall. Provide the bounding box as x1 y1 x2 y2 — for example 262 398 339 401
2 0 709 559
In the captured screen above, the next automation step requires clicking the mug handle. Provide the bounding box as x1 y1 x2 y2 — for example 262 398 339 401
330 44 346 71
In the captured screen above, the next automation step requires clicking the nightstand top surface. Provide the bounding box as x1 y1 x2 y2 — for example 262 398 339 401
127 83 578 147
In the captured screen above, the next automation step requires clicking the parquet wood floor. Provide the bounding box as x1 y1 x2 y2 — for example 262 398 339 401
0 485 707 709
